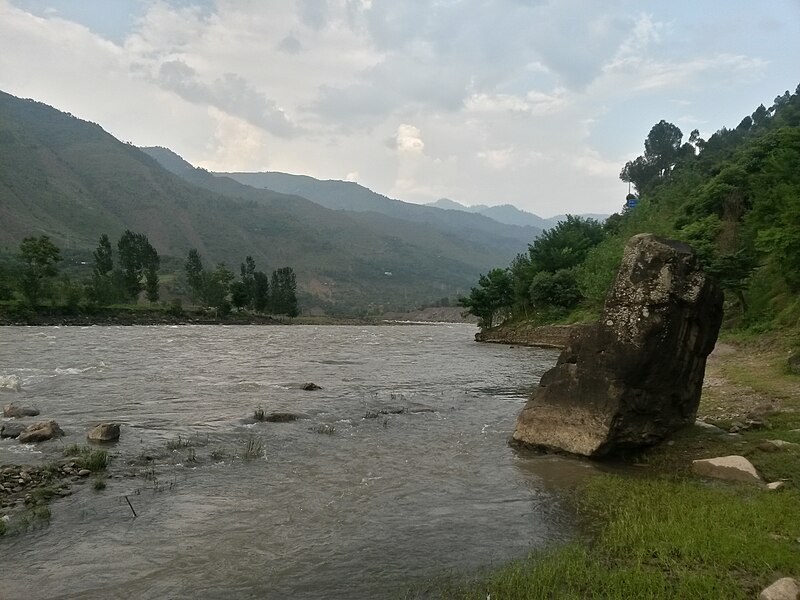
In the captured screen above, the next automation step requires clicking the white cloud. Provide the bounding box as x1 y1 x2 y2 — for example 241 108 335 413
1 0 796 218
395 124 425 154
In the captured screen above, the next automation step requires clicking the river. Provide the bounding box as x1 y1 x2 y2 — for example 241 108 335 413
0 324 598 599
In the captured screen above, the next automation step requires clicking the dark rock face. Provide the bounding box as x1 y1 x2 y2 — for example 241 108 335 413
512 234 723 457
301 383 322 391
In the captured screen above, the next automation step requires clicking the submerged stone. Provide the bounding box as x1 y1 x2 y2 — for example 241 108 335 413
512 234 723 457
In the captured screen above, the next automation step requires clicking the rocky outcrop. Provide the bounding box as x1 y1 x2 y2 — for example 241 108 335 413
3 404 40 418
17 420 64 443
87 423 121 442
512 234 723 457
691 455 762 484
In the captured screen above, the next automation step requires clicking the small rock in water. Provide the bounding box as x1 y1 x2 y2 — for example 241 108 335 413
0 422 27 438
263 412 301 423
87 423 121 442
17 420 64 443
3 403 40 418
301 382 322 391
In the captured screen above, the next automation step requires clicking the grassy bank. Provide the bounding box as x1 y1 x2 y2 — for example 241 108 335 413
413 336 800 599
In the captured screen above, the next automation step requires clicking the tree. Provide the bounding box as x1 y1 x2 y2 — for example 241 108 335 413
528 215 606 273
458 268 512 329
90 234 117 305
117 230 159 301
270 267 299 317
230 280 250 311
529 269 582 309
185 248 205 304
144 264 160 303
240 255 256 309
620 120 684 194
644 120 683 178
205 263 234 314
253 271 270 313
17 235 61 307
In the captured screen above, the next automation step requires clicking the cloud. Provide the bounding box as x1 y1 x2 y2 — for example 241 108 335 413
156 59 298 137
395 124 424 154
277 34 302 54
2 0 795 218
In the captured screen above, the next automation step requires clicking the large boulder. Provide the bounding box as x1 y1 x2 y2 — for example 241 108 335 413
512 234 723 457
17 420 64 443
87 423 121 442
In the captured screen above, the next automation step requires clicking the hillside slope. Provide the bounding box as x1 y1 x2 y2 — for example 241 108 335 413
0 90 531 313
218 170 542 248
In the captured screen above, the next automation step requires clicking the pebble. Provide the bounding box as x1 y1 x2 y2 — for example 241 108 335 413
78 469 91 477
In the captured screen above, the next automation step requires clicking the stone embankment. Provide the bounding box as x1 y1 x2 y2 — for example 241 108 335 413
475 323 586 348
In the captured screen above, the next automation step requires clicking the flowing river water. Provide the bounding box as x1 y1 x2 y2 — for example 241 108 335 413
0 324 601 599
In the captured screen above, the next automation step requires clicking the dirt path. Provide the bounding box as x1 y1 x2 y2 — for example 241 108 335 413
700 340 800 421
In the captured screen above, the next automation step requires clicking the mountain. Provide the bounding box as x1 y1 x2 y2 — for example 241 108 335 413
217 171 542 250
426 198 608 230
0 90 535 313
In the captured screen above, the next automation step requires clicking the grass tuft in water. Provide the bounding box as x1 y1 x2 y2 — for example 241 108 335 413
241 436 264 460
64 445 109 471
93 477 107 491
166 434 193 450
253 406 266 421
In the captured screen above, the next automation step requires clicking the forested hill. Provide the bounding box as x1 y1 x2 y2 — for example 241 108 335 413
217 170 543 246
0 90 535 314
461 84 800 333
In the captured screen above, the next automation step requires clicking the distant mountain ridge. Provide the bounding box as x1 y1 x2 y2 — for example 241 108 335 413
426 198 608 229
216 171 542 249
0 89 539 313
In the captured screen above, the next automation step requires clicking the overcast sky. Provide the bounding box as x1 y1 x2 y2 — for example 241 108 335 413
1 1 798 217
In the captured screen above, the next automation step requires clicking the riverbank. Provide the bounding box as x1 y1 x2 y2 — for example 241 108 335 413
0 305 473 326
414 335 800 599
474 321 585 348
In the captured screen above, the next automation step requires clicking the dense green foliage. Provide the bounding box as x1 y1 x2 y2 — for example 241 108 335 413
1 231 300 319
183 249 298 317
460 216 606 325
463 83 800 333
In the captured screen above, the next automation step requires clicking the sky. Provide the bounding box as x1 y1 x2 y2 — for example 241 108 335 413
1 1 798 217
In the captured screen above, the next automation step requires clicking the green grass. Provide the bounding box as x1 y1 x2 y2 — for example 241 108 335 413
64 445 109 471
419 475 800 599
